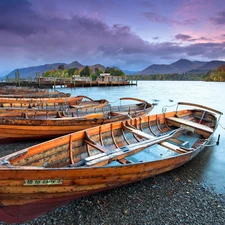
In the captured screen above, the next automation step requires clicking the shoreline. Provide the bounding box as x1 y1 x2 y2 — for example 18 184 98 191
0 141 225 224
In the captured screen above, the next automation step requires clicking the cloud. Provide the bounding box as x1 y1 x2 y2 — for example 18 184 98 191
139 1 156 9
143 12 198 26
175 33 213 42
210 10 225 25
175 34 192 41
0 0 48 36
0 0 152 71
0 0 224 74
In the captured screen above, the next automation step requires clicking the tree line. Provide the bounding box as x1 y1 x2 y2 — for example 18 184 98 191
42 65 125 80
129 65 225 82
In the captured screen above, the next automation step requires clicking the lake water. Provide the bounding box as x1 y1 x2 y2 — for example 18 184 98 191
56 81 225 195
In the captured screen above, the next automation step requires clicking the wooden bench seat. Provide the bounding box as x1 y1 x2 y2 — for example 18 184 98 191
166 117 213 137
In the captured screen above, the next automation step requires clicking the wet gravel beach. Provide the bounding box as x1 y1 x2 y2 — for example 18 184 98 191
1 141 225 225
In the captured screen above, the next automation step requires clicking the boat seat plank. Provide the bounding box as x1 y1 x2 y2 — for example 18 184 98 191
166 117 213 134
122 123 156 140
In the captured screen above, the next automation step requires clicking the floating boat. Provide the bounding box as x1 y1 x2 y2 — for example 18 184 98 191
69 95 109 109
0 95 108 113
0 92 71 98
0 87 71 98
0 102 222 223
0 97 153 142
0 95 83 108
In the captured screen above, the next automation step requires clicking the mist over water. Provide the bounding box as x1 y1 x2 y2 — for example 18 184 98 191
56 81 225 194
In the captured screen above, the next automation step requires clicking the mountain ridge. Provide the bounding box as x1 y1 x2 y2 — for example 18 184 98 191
138 59 225 75
5 59 225 78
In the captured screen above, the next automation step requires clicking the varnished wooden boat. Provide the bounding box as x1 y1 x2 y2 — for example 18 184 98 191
0 95 83 108
0 86 48 95
0 87 71 98
69 95 109 109
0 92 71 98
0 95 108 111
0 97 153 142
0 102 222 223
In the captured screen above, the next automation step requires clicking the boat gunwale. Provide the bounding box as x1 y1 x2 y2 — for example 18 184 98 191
0 105 214 170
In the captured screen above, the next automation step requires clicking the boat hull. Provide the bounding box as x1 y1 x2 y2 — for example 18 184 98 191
0 101 153 142
0 152 194 223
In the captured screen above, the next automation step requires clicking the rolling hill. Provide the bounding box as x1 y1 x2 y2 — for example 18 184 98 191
137 59 225 75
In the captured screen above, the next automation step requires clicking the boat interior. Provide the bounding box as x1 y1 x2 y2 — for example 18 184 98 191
0 101 152 120
3 107 218 168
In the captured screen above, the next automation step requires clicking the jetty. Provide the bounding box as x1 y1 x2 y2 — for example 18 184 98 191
1 75 137 89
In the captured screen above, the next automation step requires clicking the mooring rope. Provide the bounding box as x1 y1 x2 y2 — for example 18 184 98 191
218 122 225 130
162 103 177 113
204 142 218 147
109 99 120 104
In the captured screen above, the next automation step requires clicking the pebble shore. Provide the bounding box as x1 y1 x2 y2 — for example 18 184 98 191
0 141 225 225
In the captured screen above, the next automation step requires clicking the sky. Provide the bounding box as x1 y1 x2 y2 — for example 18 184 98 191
0 0 225 75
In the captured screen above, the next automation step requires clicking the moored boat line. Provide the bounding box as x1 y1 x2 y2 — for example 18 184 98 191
0 102 222 223
0 97 153 142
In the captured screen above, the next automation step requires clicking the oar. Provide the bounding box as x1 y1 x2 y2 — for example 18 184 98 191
85 128 184 167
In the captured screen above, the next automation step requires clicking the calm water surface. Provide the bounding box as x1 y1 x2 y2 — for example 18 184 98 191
56 81 225 194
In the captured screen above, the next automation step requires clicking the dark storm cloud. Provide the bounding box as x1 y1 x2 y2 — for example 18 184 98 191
0 0 48 35
143 12 198 25
0 0 151 57
0 0 152 70
0 0 148 51
210 10 225 25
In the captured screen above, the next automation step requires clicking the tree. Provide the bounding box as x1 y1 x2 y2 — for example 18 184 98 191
68 68 79 77
104 67 125 76
15 69 20 82
90 73 97 81
95 68 103 76
80 66 91 77
58 64 65 70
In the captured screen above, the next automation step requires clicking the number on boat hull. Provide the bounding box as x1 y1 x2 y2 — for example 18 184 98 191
24 179 63 185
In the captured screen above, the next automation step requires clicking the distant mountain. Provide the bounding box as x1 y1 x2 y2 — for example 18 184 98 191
7 63 65 79
5 58 225 79
194 60 225 71
138 59 225 75
170 59 200 72
6 61 105 79
89 64 105 73
122 70 139 75
66 61 84 69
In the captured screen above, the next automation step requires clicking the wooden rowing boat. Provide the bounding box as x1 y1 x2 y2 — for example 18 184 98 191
69 95 109 109
0 96 83 108
0 92 71 98
0 87 71 98
0 97 153 142
0 102 222 223
0 95 108 111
